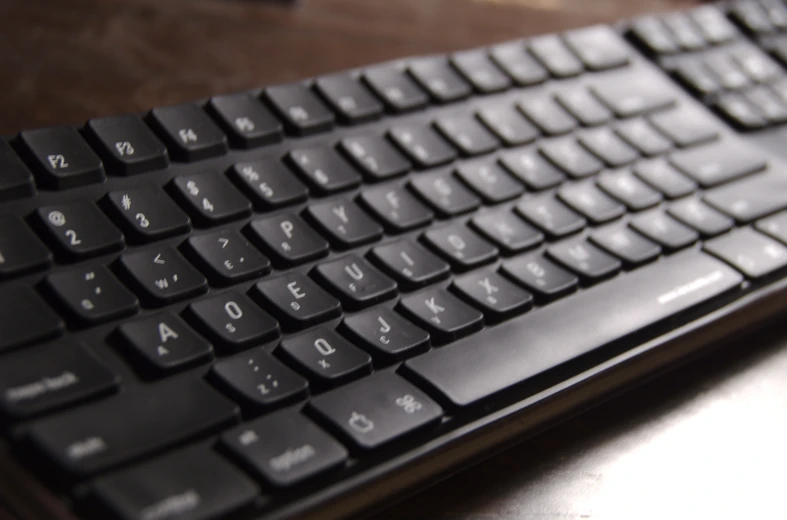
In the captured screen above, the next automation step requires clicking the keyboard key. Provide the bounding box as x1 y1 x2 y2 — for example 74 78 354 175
207 92 283 148
630 211 699 251
755 211 787 244
529 35 584 77
501 254 578 300
253 272 342 331
614 118 672 156
456 161 523 203
630 16 679 55
547 239 622 282
148 103 228 161
19 126 105 189
340 307 430 362
0 216 52 278
590 225 661 267
667 198 734 237
247 213 329 267
220 411 346 487
306 199 383 248
264 83 335 135
705 228 787 278
187 292 280 353
408 57 472 103
763 0 787 29
45 265 138 325
690 5 739 44
388 126 457 168
359 184 434 232
518 95 577 135
398 288 483 344
287 147 362 194
0 284 64 352
27 378 239 477
743 86 787 124
674 59 722 96
36 202 124 261
370 240 450 290
516 194 587 238
363 66 429 112
451 270 533 321
410 172 480 217
230 159 308 210
598 172 659 212
578 127 639 167
470 210 544 254
476 105 540 146
633 158 697 199
704 172 787 223
555 89 613 127
0 341 117 420
704 54 750 91
733 47 782 83
648 105 720 148
590 71 676 117
715 93 768 130
105 186 191 243
558 182 626 224
312 255 397 309
170 171 251 225
669 139 766 188
0 139 34 200
118 246 207 306
85 114 169 175
499 147 565 190
309 372 443 450
422 224 498 270
339 135 411 180
314 74 383 123
451 50 511 93
185 229 270 286
490 41 549 85
434 115 499 156
540 137 603 177
563 25 630 70
662 12 706 50
278 328 372 386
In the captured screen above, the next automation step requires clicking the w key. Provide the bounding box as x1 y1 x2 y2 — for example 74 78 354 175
37 202 124 260
118 247 207 306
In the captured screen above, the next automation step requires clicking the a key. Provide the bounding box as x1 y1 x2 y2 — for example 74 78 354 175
185 229 270 285
528 34 584 77
339 135 411 180
547 239 622 282
452 270 533 321
340 308 430 362
363 65 429 112
84 114 169 175
455 161 523 203
410 172 480 217
563 25 630 70
369 239 451 290
18 126 105 189
614 118 672 157
207 92 283 147
648 105 720 148
499 147 565 190
45 265 138 325
673 59 722 96
422 224 498 270
667 198 734 237
540 137 604 177
690 5 739 44
388 126 457 168
148 103 228 161
0 284 64 352
397 287 483 344
755 211 787 244
0 139 34 200
105 186 191 242
36 202 124 260
187 292 280 352
669 139 766 188
716 93 768 130
278 327 372 386
634 158 697 199
501 253 578 300
27 379 239 477
579 127 639 167
470 210 543 254
451 50 511 93
744 86 787 124
518 95 577 135
220 411 346 487
597 170 662 211
211 350 308 412
263 83 335 135
555 89 613 127
308 372 443 450
408 57 472 103
704 172 787 223
0 216 52 278
118 313 213 375
252 272 342 331
590 71 676 117
662 12 706 50
170 171 251 225
247 213 329 267
630 16 679 55
118 246 207 306
89 446 258 520
312 254 397 309
558 182 626 224
476 105 540 146
230 159 308 210
0 340 117 419
630 211 699 251
704 54 750 91
590 225 661 267
314 73 383 123
287 147 362 194
305 199 383 248
435 115 499 156
516 194 587 238
705 228 787 278
489 41 549 85
359 184 434 232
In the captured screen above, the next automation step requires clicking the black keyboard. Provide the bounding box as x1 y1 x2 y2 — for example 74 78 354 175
4 2 787 519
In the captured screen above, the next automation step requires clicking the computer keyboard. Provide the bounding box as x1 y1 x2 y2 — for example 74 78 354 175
3 2 787 519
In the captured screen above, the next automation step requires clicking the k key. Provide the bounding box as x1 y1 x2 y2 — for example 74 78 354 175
397 288 483 344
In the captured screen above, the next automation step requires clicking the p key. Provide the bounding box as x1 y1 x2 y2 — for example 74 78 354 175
247 213 329 267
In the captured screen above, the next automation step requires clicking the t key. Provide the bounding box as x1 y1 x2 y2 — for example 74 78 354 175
37 202 124 261
45 265 138 325
118 247 207 306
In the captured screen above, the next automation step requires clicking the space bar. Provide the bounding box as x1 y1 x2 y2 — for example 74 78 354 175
402 251 743 408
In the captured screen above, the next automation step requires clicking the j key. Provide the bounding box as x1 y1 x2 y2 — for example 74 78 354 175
0 284 64 352
0 340 117 419
529 34 584 77
648 106 719 148
630 211 699 251
555 89 613 127
410 172 480 217
185 229 270 285
253 272 342 331
45 265 138 325
590 71 676 117
455 161 523 203
756 211 787 244
516 195 587 238
579 127 639 167
306 199 383 248
220 411 346 487
211 351 308 412
704 54 750 91
308 372 443 450
363 66 429 112
278 328 372 386
547 239 622 282
518 95 577 135
187 293 280 352
669 139 766 188
716 93 767 130
563 25 630 70
171 171 251 226
501 253 579 300
408 57 472 103
105 186 191 242
19 127 105 190
247 213 329 266
476 105 540 146
662 12 706 50
207 92 283 147
630 16 679 55
339 135 411 180
0 139 34 200
690 5 739 44
118 313 213 374
0 216 52 278
26 378 239 477
90 446 258 520
470 210 544 254
148 103 228 161
633 158 697 199
314 73 383 123
359 184 434 232
540 137 603 177
705 228 787 278
118 247 207 306
590 225 662 267
434 115 499 156
230 159 308 210
489 41 549 86
667 198 734 237
597 170 662 211
452 270 533 321
388 126 457 168
558 182 626 224
264 83 335 135
340 307 430 361
398 287 483 344
451 50 511 93
312 255 397 309
744 86 787 124
704 172 787 223
423 225 498 270
85 114 169 175
36 202 124 260
614 118 672 157
499 147 566 190
369 239 451 290
288 147 362 194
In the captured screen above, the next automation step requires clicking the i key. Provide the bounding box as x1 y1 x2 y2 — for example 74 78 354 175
312 254 398 309
305 199 383 248
170 171 251 225
185 229 271 285
36 202 124 260
105 186 191 243
18 126 105 189
247 213 329 266
187 292 280 353
253 272 342 331
45 265 138 325
278 328 372 387
340 307 430 362
85 114 169 176
398 287 483 344
148 104 228 161
369 239 451 290
118 246 207 306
